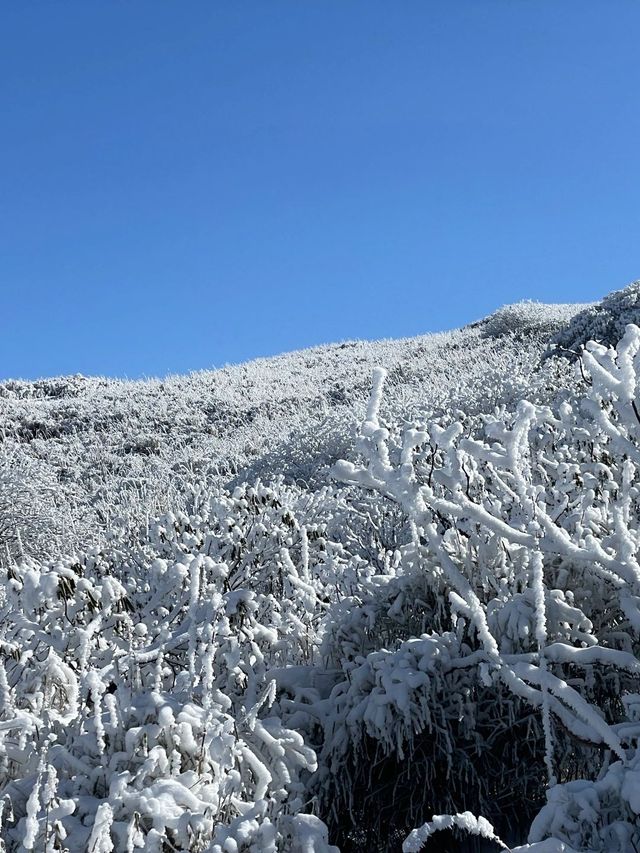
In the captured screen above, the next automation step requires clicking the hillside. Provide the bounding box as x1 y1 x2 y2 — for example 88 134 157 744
1 299 583 567
4 283 640 852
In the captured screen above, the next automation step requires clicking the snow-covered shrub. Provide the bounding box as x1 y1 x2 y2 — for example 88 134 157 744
332 325 640 849
480 300 580 340
551 280 640 355
526 751 640 853
0 445 79 568
0 481 346 852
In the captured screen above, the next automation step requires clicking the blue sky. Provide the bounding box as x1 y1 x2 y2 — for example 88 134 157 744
2 2 639 380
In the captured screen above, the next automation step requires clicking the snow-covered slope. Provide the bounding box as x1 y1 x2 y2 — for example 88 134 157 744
5 284 640 853
0 298 584 565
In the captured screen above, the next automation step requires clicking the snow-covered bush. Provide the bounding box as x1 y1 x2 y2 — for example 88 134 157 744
480 300 580 340
551 280 640 355
331 324 640 849
0 482 346 852
0 445 79 567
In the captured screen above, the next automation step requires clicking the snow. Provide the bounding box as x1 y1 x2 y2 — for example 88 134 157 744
402 811 507 851
4 287 640 850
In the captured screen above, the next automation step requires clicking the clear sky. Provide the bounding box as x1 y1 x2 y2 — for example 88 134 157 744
2 2 639 380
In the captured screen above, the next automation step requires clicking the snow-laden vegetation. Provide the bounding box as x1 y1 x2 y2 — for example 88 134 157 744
0 298 582 570
4 285 640 851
